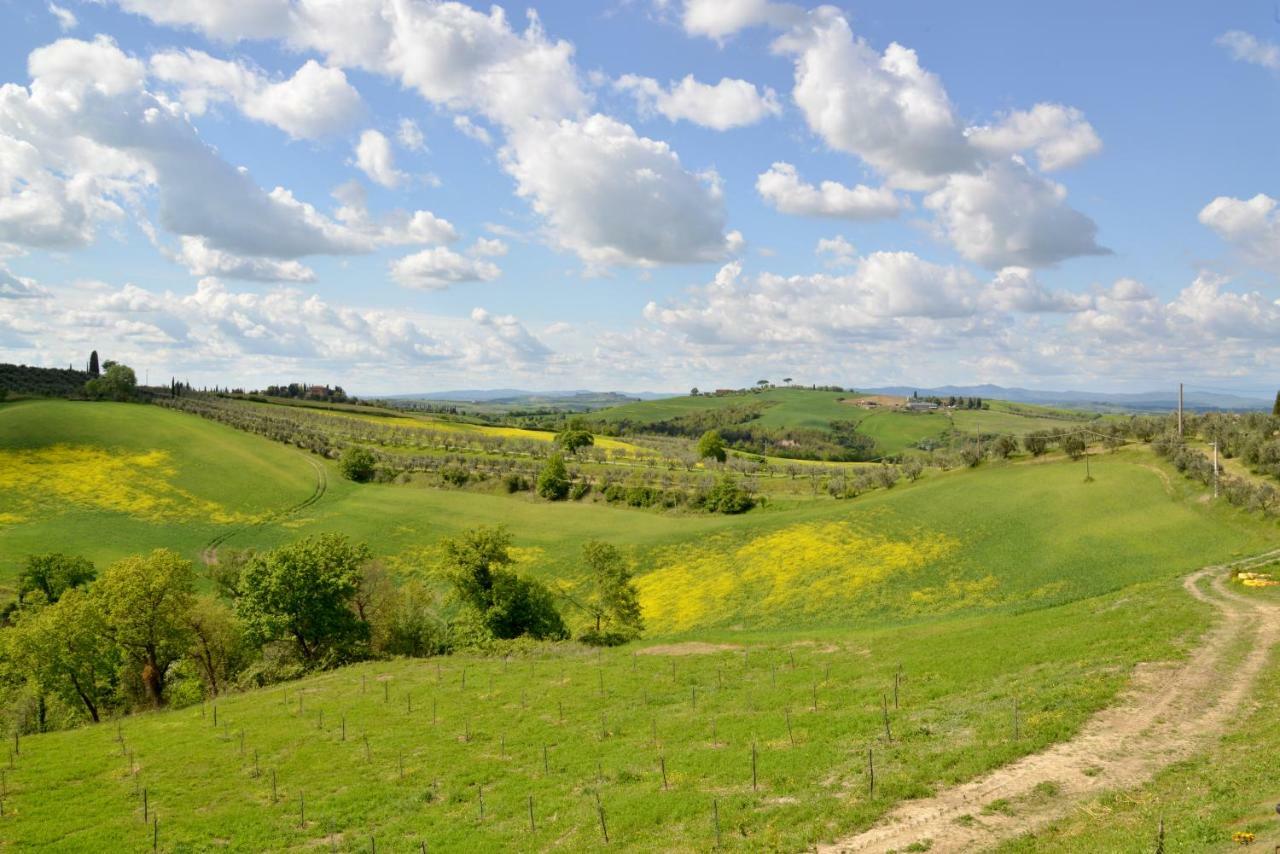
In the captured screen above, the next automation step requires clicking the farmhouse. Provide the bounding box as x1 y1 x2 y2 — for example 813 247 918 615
905 400 939 411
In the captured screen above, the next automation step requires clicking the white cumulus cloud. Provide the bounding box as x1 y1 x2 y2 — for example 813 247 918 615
756 162 905 220
149 50 363 140
924 159 1108 268
390 246 501 290
1199 193 1280 269
967 103 1102 172
615 74 781 130
352 129 406 188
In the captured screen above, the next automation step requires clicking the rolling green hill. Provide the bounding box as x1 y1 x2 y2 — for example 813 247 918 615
1 398 1276 850
591 388 1108 458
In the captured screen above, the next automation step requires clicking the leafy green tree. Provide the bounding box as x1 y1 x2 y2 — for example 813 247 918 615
536 454 570 500
444 525 514 611
237 534 371 666
84 362 137 401
97 549 196 707
6 588 120 723
555 427 594 455
339 446 377 482
572 541 643 645
381 580 448 657
17 553 95 605
186 595 248 697
697 429 727 463
443 526 567 641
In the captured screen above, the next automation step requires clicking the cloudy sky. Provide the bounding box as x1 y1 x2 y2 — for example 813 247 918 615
1 0 1279 395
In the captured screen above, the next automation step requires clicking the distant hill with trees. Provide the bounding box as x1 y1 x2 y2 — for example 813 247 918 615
0 363 91 398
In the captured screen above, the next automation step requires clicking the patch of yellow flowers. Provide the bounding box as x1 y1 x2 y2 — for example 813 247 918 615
637 520 958 632
0 444 251 525
1235 571 1279 588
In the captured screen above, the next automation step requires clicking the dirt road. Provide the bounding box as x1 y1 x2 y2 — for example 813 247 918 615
819 550 1280 853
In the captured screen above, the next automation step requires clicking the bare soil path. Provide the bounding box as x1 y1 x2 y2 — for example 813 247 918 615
818 549 1280 853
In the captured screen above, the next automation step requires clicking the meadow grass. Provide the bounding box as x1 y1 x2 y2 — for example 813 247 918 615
0 400 318 589
3 399 1278 851
0 578 1216 852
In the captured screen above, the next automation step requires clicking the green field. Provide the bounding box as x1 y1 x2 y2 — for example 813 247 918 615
590 388 1110 458
0 400 321 592
1 398 1278 849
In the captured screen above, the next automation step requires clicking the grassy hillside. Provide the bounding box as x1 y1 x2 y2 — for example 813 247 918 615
0 400 320 590
2 399 1276 850
591 388 1107 458
0 580 1214 852
1 400 1266 632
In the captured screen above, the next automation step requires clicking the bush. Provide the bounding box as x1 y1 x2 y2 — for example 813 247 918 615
704 475 755 514
536 454 570 500
569 481 591 501
339 446 377 482
503 473 530 493
440 466 470 487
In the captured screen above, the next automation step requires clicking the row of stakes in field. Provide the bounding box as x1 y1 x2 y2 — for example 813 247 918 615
12 651 1034 850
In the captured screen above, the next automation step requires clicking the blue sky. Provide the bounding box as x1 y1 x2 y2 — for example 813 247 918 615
1 0 1278 395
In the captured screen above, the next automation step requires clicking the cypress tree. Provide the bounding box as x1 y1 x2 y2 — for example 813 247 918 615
1273 390 1280 416
88 350 100 377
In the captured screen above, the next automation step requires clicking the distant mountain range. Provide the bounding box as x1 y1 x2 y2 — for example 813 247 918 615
378 384 1271 413
379 389 674 411
861 384 1272 412
388 388 672 402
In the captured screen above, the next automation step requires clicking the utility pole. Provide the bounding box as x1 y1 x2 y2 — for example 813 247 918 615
1212 440 1219 498
1178 383 1184 439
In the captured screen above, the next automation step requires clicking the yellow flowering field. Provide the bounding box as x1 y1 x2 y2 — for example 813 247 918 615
0 444 253 526
636 519 959 632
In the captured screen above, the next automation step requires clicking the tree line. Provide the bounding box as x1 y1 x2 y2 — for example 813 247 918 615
0 529 642 735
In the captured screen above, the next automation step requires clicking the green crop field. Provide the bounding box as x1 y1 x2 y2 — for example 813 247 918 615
1 398 1278 850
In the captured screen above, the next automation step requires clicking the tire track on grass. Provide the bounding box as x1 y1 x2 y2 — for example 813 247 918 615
818 548 1280 853
201 452 327 565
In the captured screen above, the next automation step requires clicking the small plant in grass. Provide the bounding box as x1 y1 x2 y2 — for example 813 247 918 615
981 798 1013 816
